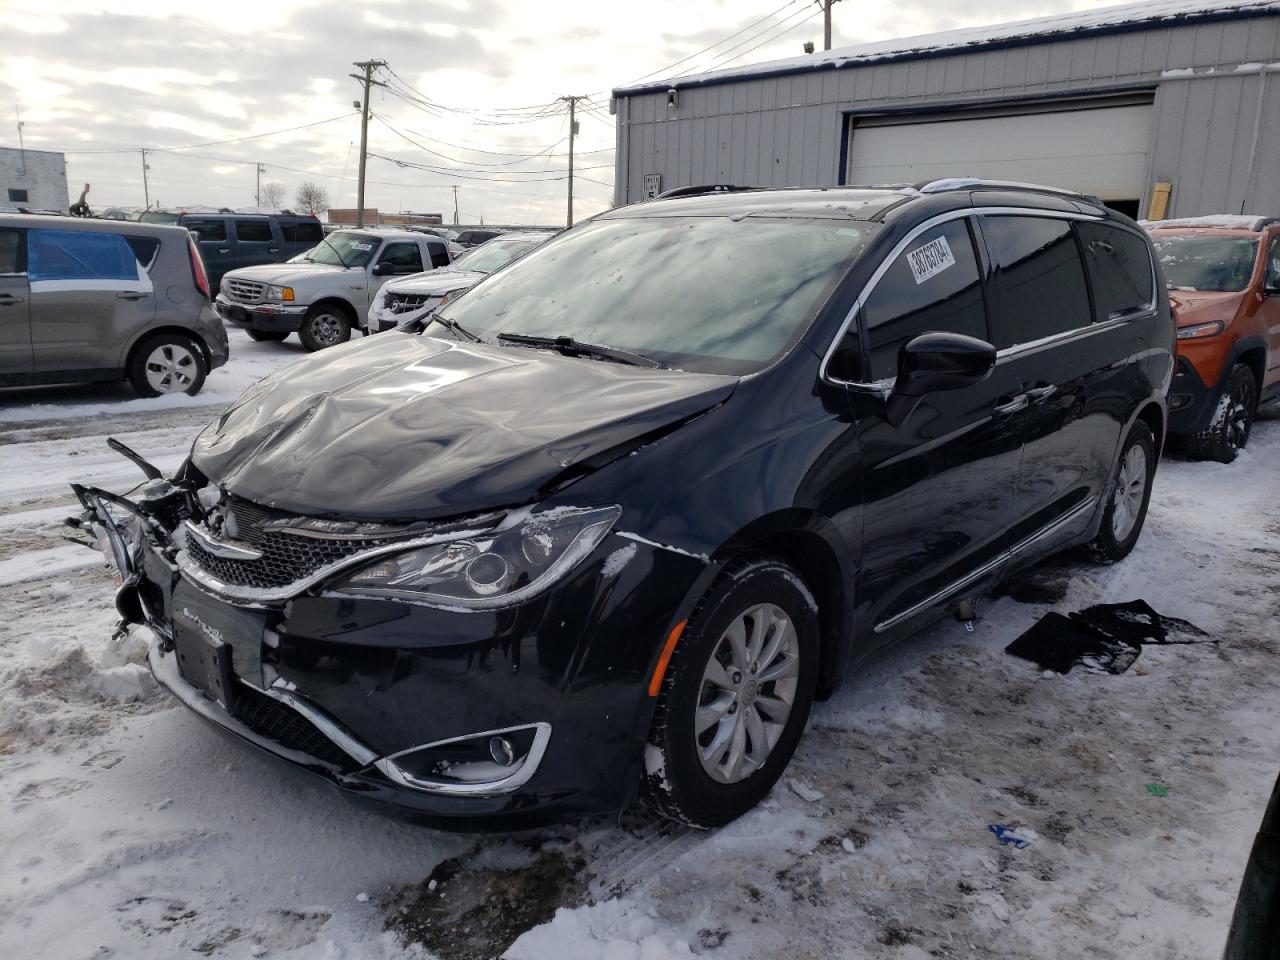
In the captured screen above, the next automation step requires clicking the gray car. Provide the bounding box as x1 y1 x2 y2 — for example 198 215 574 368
0 214 229 397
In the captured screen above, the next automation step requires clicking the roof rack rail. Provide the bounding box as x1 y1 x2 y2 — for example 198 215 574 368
917 178 1104 206
1143 215 1280 232
654 184 758 200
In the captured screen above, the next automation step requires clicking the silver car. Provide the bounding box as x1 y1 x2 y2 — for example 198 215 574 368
0 214 228 396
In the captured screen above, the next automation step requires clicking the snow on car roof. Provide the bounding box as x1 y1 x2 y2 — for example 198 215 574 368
614 0 1280 94
1144 215 1280 231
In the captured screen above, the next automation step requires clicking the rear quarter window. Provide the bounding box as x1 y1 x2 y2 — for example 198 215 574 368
1078 223 1154 320
235 220 273 242
124 236 161 271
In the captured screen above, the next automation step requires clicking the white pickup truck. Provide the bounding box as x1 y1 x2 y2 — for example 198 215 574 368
214 228 452 350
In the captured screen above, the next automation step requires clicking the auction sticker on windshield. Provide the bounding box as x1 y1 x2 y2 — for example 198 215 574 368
351 243 373 251
907 235 955 285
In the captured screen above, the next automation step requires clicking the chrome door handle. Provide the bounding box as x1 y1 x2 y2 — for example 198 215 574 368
115 291 148 300
993 394 1030 416
218 248 230 254
0 294 25 306
268 248 279 253
1025 385 1058 403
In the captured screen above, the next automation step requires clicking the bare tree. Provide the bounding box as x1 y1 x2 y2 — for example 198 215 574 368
295 182 330 217
260 181 287 208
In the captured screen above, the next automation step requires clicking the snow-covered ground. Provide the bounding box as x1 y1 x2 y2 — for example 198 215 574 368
2 336 1277 959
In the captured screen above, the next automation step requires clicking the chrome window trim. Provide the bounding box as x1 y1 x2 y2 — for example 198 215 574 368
818 205 1115 389
873 495 1097 634
262 681 380 767
375 722 552 796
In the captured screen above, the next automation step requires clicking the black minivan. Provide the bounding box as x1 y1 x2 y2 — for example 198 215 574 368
74 181 1171 828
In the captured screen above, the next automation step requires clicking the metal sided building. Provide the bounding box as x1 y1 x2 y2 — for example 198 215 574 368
609 0 1280 219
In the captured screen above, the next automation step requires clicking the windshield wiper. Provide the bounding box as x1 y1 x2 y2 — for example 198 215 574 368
319 235 350 269
431 316 483 342
496 333 665 368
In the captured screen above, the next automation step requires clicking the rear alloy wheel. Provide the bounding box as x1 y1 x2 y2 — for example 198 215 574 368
127 334 207 397
644 558 818 827
1184 363 1256 463
1087 421 1156 564
245 329 289 343
298 306 352 352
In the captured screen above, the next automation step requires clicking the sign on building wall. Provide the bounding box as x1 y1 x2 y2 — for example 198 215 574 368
642 174 662 200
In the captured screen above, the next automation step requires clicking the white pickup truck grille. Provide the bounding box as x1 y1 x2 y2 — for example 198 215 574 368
225 279 266 305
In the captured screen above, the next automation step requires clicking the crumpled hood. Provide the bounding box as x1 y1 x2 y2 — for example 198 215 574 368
190 334 736 519
223 262 354 285
382 269 487 297
1168 289 1242 327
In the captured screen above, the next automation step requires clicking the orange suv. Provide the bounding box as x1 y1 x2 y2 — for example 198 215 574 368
1148 216 1280 462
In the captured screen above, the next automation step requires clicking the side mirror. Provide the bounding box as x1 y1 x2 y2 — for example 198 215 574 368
886 332 997 426
371 262 392 276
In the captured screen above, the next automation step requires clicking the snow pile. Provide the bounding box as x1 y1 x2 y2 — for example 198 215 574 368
1145 214 1275 231
506 898 696 960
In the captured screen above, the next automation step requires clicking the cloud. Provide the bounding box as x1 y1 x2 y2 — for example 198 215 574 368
8 0 1115 223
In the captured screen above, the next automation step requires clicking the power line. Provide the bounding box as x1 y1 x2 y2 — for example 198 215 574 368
371 112 568 170
60 113 357 155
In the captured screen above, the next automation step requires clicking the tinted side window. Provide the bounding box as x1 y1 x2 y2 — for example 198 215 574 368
982 216 1091 348
427 240 450 269
125 236 161 270
832 218 986 382
378 242 423 273
185 219 227 242
1267 237 1280 289
1077 222 1154 320
28 229 141 281
235 220 272 242
281 220 323 242
0 229 22 273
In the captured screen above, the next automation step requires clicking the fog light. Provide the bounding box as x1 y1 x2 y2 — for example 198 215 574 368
490 736 515 767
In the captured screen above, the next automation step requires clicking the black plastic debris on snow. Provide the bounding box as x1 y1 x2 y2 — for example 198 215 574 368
1071 599 1215 646
1006 612 1140 675
1005 601 1212 676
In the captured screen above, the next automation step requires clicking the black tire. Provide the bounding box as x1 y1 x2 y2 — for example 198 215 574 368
1087 421 1156 564
644 557 819 828
1183 363 1257 463
126 333 208 398
297 305 352 352
245 329 289 343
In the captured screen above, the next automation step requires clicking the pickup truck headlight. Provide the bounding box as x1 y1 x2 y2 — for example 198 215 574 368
1176 320 1224 340
264 284 295 302
332 506 620 608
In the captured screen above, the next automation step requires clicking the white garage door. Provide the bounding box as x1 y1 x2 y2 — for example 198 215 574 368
847 102 1153 202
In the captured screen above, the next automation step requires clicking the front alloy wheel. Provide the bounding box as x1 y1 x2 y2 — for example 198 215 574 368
298 307 352 351
645 557 818 827
1184 363 1256 463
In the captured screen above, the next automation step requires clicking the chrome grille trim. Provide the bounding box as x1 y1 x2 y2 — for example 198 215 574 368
386 292 435 314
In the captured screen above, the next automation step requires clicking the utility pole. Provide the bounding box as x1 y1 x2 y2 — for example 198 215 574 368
558 95 584 227
140 149 151 210
819 0 842 51
14 108 25 175
451 185 459 225
350 59 387 228
256 162 266 207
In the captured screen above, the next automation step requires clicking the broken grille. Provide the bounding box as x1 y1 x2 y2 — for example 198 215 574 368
185 498 403 589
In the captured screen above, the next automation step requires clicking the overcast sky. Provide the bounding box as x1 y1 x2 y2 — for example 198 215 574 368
2 0 1117 225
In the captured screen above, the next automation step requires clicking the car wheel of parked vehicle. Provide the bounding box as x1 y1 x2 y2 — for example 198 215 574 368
1086 421 1155 564
245 329 290 343
644 557 819 827
298 307 352 352
1184 364 1256 464
127 334 208 398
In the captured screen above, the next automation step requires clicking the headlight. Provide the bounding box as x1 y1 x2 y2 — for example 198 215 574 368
1176 320 1224 340
264 285 295 302
331 505 621 608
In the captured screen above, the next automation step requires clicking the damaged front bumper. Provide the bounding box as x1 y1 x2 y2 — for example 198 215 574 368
68 449 705 827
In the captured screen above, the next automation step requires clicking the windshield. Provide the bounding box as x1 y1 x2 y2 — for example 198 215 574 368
453 238 539 275
437 216 877 375
1151 234 1258 292
305 231 380 267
